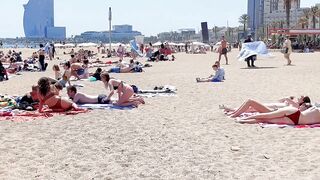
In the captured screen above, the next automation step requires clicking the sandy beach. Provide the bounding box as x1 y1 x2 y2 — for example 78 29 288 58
1 49 320 179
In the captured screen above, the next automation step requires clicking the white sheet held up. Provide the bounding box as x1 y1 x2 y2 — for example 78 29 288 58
238 41 272 61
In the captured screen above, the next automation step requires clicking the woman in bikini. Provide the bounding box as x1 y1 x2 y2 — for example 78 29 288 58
58 62 71 88
237 106 320 125
223 96 311 118
37 77 79 113
100 72 145 107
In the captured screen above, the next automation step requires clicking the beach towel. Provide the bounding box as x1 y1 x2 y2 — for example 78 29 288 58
78 104 134 110
259 123 320 129
138 93 176 98
130 40 144 57
238 41 272 61
0 108 88 122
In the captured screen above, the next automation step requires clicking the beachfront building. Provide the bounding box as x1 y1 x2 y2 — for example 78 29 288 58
247 0 264 39
23 0 66 39
264 0 303 28
157 29 197 42
75 25 142 43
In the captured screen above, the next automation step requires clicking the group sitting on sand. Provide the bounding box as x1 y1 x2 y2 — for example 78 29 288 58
28 70 146 113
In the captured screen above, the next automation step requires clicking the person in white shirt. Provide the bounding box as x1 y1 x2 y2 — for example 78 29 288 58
196 64 225 83
283 36 293 65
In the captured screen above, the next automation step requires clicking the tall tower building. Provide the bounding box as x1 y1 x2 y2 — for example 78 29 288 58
23 0 66 39
247 0 264 38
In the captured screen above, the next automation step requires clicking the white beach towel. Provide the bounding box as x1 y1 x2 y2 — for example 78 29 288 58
238 41 273 61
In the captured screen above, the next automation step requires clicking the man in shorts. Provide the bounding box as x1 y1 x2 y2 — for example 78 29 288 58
67 86 110 104
218 36 229 65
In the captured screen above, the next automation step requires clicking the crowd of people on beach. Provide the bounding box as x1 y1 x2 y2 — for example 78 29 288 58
2 36 320 126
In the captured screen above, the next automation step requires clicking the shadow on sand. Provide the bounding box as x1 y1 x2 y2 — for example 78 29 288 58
240 66 278 70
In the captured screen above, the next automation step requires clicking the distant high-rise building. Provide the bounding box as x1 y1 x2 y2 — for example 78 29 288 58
247 0 264 38
76 25 142 42
23 0 66 39
264 0 303 28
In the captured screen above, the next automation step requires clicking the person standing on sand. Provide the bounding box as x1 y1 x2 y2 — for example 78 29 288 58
244 34 256 67
283 36 292 65
117 44 125 61
218 36 229 65
38 44 47 71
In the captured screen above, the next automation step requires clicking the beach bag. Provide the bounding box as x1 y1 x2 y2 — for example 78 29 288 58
134 66 143 73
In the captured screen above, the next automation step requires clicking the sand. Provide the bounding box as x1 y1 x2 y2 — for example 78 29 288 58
1 48 320 179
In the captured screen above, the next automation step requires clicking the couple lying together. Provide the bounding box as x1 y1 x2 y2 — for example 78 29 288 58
37 72 145 112
221 96 320 125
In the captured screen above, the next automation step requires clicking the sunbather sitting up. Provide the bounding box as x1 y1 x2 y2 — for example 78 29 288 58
196 64 225 83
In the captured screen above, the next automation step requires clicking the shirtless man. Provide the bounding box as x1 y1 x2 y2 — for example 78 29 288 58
69 54 77 64
70 59 89 80
67 86 110 104
218 36 229 65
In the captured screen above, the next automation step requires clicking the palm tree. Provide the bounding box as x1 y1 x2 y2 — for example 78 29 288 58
317 8 320 28
302 8 311 29
283 0 294 28
299 17 309 29
239 14 249 33
310 6 319 29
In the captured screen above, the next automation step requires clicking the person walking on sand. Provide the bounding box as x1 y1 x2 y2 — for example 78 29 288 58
283 36 292 65
218 36 229 65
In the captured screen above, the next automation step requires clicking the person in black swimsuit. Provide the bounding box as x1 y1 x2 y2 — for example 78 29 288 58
38 44 47 71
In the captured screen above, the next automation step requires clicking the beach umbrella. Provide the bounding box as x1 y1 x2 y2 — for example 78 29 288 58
153 42 162 46
64 43 75 47
168 42 177 46
54 43 64 47
78 43 97 47
192 42 206 46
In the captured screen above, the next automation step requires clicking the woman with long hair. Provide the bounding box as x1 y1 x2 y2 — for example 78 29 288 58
37 77 79 112
100 72 144 107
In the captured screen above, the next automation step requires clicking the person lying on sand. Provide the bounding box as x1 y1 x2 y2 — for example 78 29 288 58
222 96 311 118
236 105 320 125
90 68 102 81
100 72 145 107
196 64 225 83
18 85 40 110
37 77 80 113
67 85 110 104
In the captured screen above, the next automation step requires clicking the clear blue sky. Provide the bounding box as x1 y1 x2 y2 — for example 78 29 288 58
0 0 318 38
